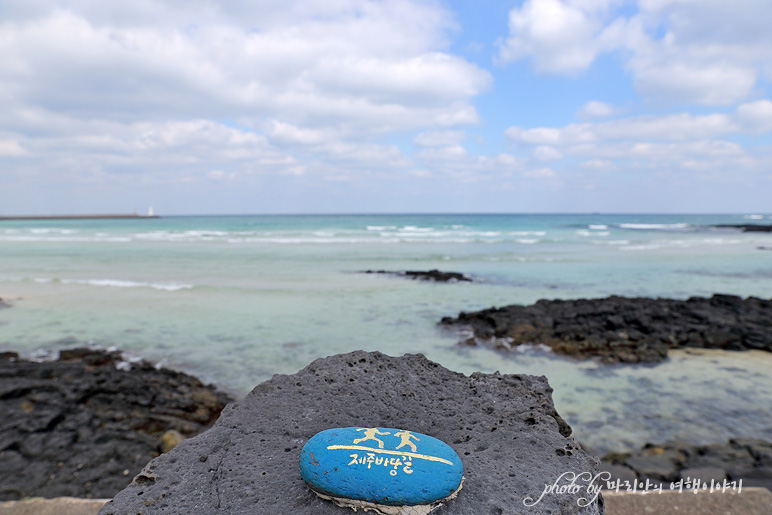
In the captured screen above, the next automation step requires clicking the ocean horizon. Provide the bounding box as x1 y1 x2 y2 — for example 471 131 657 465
2 212 772 453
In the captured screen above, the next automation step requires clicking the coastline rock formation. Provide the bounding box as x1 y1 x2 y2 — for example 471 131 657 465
101 351 603 515
440 294 772 363
0 348 232 501
599 439 772 492
713 224 772 232
363 269 473 282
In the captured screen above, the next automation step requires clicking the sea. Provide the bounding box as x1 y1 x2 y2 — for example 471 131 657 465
1 213 771 453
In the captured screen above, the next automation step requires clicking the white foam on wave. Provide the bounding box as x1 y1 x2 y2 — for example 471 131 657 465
58 278 193 291
619 237 745 251
399 226 434 232
589 224 609 230
592 239 631 245
618 223 690 230
134 230 229 242
577 230 610 237
745 214 765 220
27 228 79 235
506 231 546 236
0 227 130 243
0 235 132 242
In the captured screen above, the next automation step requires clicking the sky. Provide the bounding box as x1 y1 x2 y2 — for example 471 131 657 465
1 0 771 215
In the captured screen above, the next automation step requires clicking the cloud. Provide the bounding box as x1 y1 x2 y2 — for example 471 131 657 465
207 170 236 181
0 0 495 196
734 100 772 134
414 130 466 147
505 99 771 179
577 100 618 119
533 145 564 160
507 101 772 145
0 139 27 156
0 2 490 133
499 0 772 105
523 167 557 178
497 0 602 73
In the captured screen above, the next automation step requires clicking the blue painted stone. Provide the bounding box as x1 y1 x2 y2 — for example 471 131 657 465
300 427 463 507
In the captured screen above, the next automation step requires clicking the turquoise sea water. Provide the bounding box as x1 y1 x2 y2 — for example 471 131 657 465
1 213 771 452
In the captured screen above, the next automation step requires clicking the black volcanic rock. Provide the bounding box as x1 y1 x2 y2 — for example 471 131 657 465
0 348 233 501
364 269 473 282
440 294 772 363
714 224 772 232
101 351 602 515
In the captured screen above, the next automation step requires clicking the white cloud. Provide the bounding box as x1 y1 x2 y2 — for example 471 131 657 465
507 101 772 145
506 99 772 179
0 140 27 156
0 0 494 195
416 145 523 184
266 121 332 146
734 100 772 134
497 0 601 73
580 159 615 169
207 170 236 180
0 2 490 133
578 100 618 119
417 144 468 161
414 130 466 147
499 0 772 105
523 167 557 178
533 145 564 160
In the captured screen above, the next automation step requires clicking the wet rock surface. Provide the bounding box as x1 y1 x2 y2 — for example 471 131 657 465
440 294 772 363
101 351 602 515
599 439 772 491
363 269 473 282
0 348 233 501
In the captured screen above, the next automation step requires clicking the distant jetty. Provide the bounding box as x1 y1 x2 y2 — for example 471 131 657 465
0 213 159 221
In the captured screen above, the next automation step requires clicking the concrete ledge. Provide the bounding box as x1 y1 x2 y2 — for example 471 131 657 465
603 487 772 515
1 489 769 514
0 497 108 515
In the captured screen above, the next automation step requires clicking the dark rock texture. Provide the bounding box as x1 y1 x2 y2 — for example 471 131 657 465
600 439 772 491
0 348 233 501
440 294 772 363
101 351 603 515
364 269 473 282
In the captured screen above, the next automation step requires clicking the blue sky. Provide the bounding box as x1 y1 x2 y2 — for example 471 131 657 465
1 0 771 215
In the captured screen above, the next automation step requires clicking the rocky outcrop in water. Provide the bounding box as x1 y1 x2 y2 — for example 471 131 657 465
363 269 473 282
440 294 772 363
714 224 772 232
101 351 602 515
599 439 772 492
0 348 233 501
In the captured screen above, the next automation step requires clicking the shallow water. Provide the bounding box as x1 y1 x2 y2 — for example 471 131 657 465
1 213 771 452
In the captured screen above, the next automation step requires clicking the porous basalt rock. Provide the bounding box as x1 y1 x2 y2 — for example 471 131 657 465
100 351 603 514
440 294 772 363
0 348 232 501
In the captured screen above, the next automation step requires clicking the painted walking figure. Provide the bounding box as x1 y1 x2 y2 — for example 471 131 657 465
394 430 420 453
353 428 391 449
